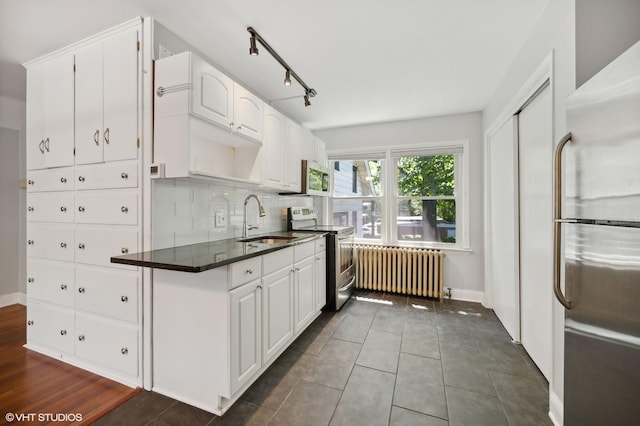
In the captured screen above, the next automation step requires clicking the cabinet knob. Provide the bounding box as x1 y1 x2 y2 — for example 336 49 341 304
60 206 67 212
28 179 34 185
28 206 34 212
60 329 67 336
60 177 67 184
60 284 67 290
121 172 128 179
28 277 34 283
246 269 253 274
78 287 85 293
78 335 85 341
78 243 85 249
229 122 234 128
121 206 128 213
78 206 85 212
237 125 242 131
60 242 67 249
93 129 100 146
121 347 128 355
27 320 34 326
27 239 34 245
78 176 85 182
121 248 129 254
121 295 128 303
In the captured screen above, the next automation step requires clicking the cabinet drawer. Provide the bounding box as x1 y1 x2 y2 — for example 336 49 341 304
315 238 327 253
27 223 74 262
262 247 293 276
75 190 138 225
294 241 315 262
27 192 75 223
26 167 74 192
27 302 75 354
27 259 74 307
75 162 139 190
75 314 138 376
75 226 138 269
229 257 262 289
76 265 138 323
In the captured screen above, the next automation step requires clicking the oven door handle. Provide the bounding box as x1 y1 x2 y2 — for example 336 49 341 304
339 275 356 292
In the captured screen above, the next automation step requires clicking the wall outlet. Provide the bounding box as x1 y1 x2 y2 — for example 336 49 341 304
215 210 227 228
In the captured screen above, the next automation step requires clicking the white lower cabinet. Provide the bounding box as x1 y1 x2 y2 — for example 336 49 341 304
294 242 315 334
75 226 138 269
262 248 294 365
75 265 138 323
75 313 139 376
27 223 75 262
315 247 327 312
27 259 75 307
27 301 75 354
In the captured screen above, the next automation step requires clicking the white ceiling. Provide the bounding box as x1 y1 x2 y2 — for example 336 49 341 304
0 0 550 130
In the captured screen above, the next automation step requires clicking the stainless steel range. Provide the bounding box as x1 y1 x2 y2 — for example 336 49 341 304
287 207 355 310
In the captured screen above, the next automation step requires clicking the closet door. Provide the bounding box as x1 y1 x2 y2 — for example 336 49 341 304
487 116 520 341
518 84 552 380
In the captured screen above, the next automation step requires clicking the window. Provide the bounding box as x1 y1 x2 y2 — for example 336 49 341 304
330 141 467 248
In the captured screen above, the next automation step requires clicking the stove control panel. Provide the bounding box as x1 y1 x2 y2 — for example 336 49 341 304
289 206 317 221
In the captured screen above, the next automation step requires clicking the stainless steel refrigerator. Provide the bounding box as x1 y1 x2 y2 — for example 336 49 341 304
554 41 640 425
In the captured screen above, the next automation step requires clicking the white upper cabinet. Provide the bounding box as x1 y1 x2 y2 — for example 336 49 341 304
284 119 302 191
233 83 263 142
26 54 75 170
75 28 139 165
191 55 234 128
262 104 302 192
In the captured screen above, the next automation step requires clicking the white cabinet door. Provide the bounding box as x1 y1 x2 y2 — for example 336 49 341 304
315 250 327 312
27 302 75 354
230 279 262 395
27 223 74 262
262 105 286 188
75 226 138 269
26 167 74 193
75 41 104 165
233 83 263 143
103 28 139 162
262 267 293 364
27 192 75 223
75 190 138 226
26 62 46 171
75 161 138 190
284 119 302 191
191 53 234 128
294 256 315 333
75 313 138 376
43 54 75 168
27 259 75 307
75 265 138 323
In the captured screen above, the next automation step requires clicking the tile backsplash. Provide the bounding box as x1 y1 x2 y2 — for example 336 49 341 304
152 179 320 249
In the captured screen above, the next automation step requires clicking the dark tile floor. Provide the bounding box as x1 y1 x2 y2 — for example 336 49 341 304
94 290 552 426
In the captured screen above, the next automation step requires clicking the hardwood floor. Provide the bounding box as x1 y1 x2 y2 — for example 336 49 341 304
0 304 140 425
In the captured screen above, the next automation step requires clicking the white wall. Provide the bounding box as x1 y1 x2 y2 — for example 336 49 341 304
482 1 575 424
315 112 484 302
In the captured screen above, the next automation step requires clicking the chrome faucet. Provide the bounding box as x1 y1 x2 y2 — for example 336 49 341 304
242 194 266 238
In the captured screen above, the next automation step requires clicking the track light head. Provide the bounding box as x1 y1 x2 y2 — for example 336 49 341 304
249 34 259 56
284 70 291 86
304 93 311 107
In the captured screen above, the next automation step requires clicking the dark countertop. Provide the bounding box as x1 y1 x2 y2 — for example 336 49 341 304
110 231 325 273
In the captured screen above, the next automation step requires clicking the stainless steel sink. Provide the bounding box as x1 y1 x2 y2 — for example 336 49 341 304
238 236 296 244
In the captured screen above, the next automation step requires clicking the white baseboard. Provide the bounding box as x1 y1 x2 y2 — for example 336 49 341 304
549 389 563 426
0 292 26 308
449 288 483 304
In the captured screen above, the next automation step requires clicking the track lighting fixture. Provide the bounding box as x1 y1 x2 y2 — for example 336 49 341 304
247 27 317 107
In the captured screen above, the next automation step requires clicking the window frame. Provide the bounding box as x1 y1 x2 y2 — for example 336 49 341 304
329 140 470 250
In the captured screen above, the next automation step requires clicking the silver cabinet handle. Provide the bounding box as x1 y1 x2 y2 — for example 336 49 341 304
121 295 128 303
78 287 85 293
78 176 85 182
28 206 34 212
28 277 34 283
121 248 129 254
78 335 85 341
257 284 263 289
121 206 128 213
78 206 85 212
121 347 128 355
60 177 67 184
28 179 34 186
44 137 50 152
60 242 67 248
78 243 85 249
27 320 34 326
39 140 45 153
246 269 253 274
121 172 128 179
60 206 67 212
60 329 67 336
27 240 34 245
104 127 110 144
553 132 572 310
93 129 100 146
60 284 67 290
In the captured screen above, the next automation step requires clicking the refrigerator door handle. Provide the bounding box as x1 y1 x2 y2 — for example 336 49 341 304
553 132 573 309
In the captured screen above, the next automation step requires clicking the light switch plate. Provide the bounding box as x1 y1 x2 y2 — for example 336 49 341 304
215 210 227 228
